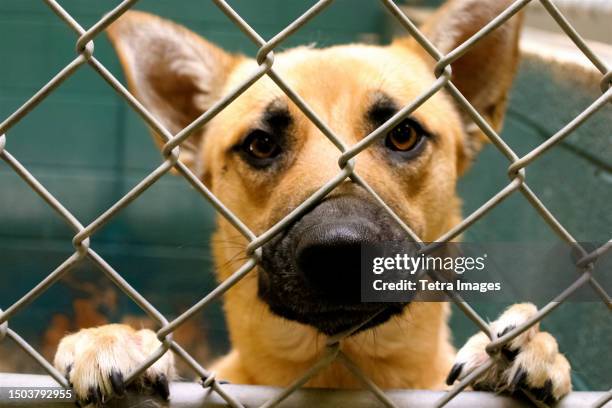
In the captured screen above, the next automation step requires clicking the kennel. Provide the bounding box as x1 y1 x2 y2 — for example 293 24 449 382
0 0 610 406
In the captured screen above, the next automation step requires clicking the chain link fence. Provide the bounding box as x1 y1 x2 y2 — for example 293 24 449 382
0 0 610 407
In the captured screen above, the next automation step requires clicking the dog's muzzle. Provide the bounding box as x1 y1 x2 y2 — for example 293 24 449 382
258 192 410 335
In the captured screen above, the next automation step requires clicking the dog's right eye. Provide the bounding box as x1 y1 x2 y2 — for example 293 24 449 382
240 129 282 165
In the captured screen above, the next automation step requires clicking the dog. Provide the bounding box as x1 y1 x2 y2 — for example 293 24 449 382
54 0 572 405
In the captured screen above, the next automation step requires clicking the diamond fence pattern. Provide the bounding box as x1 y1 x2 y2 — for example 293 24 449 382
0 0 610 407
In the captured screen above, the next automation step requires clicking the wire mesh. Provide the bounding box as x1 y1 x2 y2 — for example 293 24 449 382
0 0 610 407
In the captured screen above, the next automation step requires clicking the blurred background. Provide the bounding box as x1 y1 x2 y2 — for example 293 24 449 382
0 0 610 391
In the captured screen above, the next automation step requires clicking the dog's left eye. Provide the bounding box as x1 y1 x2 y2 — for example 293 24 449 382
385 119 426 152
242 130 281 161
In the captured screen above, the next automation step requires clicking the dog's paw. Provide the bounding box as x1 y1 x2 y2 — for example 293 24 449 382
446 303 571 405
54 324 175 406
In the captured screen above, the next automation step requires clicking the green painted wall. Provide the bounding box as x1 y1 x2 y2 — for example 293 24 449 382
0 0 610 391
453 55 611 392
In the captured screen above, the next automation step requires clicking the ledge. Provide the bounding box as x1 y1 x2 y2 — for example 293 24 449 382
0 373 609 407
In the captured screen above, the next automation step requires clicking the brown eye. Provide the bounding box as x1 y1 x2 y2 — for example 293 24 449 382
243 130 281 160
385 119 424 152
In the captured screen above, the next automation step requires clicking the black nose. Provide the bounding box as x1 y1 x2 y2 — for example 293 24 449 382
295 222 373 302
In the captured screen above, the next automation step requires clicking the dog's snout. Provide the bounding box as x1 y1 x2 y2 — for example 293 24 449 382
295 223 368 300
259 193 410 334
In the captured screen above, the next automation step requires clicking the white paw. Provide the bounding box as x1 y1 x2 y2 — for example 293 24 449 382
54 324 175 405
447 303 571 404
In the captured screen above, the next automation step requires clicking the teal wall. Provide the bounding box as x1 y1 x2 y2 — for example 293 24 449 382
453 55 611 392
0 0 386 375
0 0 610 391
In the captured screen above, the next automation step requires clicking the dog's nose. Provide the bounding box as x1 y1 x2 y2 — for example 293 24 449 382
295 222 371 301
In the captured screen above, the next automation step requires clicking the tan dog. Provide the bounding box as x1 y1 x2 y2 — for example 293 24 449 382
54 0 571 405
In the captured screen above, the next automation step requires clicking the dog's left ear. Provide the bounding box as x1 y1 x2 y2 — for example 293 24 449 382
404 0 523 166
107 10 241 173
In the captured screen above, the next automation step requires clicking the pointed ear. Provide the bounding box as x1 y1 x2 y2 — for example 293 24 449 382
107 10 240 172
415 0 524 157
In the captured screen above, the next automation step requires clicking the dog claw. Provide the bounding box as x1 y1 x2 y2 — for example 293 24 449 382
86 386 104 406
64 363 73 381
510 368 527 391
531 379 554 404
83 386 95 406
154 374 170 400
497 324 515 338
501 345 519 362
98 387 105 404
497 325 521 362
445 362 463 385
110 370 125 396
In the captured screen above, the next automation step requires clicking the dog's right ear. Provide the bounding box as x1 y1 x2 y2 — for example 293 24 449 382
107 10 240 173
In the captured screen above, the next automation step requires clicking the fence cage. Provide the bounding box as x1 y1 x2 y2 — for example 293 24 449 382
0 0 610 407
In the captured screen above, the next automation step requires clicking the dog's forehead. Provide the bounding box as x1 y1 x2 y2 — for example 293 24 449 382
224 44 434 114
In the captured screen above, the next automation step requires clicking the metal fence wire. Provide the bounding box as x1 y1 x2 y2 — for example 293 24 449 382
0 0 611 407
